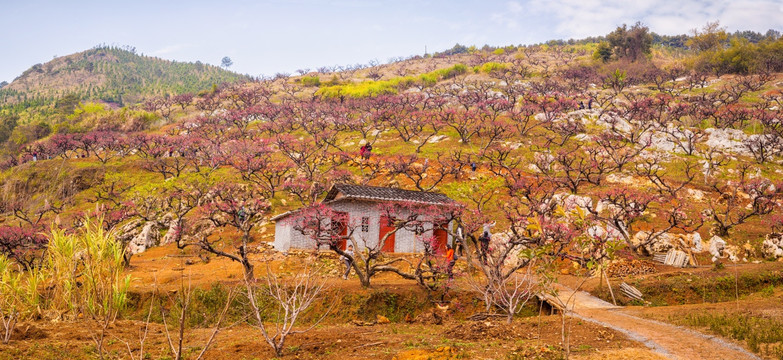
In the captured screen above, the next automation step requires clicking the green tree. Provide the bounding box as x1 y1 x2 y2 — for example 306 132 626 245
54 93 81 116
757 36 783 72
0 114 19 143
593 41 613 62
687 21 728 52
221 56 233 69
606 22 653 61
718 38 757 74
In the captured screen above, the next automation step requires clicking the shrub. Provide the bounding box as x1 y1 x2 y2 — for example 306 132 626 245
300 75 321 87
436 64 468 79
477 62 508 74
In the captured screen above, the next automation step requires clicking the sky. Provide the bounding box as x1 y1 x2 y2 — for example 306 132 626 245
1 0 782 83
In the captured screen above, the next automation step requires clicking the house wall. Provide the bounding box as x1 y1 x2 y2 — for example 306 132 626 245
329 200 383 251
275 199 452 253
273 221 290 252
273 220 315 252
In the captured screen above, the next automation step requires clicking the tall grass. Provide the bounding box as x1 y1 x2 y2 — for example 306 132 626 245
0 217 130 338
0 252 46 342
0 255 21 343
47 218 130 321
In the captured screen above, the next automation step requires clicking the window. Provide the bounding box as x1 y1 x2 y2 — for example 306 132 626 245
361 216 370 232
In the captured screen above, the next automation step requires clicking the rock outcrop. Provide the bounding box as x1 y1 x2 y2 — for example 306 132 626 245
708 236 726 262
126 221 160 255
632 231 704 255
762 233 783 260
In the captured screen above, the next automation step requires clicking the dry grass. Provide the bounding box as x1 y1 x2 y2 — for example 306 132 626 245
574 348 669 360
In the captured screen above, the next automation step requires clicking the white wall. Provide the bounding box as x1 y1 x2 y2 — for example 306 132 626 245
273 220 316 252
273 221 290 252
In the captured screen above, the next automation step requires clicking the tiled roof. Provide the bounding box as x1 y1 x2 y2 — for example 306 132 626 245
272 184 455 222
324 184 454 205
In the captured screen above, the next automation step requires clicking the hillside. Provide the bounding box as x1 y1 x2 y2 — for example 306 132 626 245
1 26 783 360
0 46 249 120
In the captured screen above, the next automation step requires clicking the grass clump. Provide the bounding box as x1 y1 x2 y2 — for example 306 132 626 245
681 312 783 359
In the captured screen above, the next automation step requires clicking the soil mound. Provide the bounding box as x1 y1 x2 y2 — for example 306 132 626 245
445 320 527 340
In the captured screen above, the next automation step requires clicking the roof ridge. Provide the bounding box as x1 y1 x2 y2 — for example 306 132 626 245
324 183 454 204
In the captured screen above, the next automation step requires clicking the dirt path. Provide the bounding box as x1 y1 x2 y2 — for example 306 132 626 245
550 284 761 360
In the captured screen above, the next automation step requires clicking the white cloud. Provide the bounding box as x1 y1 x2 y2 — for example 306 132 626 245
508 1 523 13
522 0 783 38
491 1 528 30
720 0 783 32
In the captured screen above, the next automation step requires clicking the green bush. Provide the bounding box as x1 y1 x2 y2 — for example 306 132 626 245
477 62 508 74
435 64 468 79
300 75 321 87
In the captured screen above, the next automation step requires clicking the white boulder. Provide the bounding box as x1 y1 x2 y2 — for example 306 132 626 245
126 222 160 255
762 233 783 259
704 128 749 155
633 231 675 254
707 236 739 262
587 225 623 241
691 232 703 253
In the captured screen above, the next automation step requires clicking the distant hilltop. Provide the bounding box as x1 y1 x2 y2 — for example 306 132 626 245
0 45 249 117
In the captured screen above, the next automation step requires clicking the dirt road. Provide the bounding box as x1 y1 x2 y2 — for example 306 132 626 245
550 284 761 360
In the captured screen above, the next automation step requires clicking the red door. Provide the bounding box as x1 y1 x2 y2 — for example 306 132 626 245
433 223 448 254
379 215 396 253
333 212 348 250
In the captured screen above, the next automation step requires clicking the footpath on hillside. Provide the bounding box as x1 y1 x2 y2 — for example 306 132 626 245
549 284 761 360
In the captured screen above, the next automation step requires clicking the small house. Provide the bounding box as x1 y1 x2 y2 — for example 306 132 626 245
272 184 455 253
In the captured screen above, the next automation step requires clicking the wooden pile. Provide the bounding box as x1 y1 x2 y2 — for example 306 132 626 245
653 249 690 268
605 259 657 277
620 282 644 301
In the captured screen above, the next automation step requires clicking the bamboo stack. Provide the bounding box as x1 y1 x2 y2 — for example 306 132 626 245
620 282 644 301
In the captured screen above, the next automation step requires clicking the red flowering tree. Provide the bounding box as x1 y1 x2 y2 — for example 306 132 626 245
386 153 462 192
0 198 60 270
224 139 292 199
130 176 211 251
0 225 48 271
707 174 781 237
196 183 272 281
133 135 190 179
589 188 702 254
448 199 600 323
87 173 136 231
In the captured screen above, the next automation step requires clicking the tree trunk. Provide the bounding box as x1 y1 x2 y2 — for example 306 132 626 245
243 262 255 282
359 273 371 287
353 261 371 287
714 225 730 237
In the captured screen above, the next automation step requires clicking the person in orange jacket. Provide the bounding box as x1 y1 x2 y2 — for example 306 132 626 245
445 244 456 279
